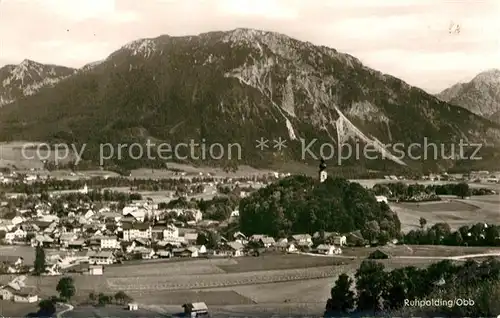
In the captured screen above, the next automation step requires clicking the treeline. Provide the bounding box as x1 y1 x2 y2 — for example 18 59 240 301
51 190 142 203
325 258 500 317
0 175 272 193
373 182 494 202
404 222 500 246
239 176 401 238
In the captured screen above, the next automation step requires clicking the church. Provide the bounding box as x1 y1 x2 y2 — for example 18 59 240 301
319 158 327 183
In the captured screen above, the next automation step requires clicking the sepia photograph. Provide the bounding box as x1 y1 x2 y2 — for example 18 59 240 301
0 0 499 317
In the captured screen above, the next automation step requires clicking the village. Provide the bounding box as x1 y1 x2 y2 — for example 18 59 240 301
0 166 498 317
0 178 351 306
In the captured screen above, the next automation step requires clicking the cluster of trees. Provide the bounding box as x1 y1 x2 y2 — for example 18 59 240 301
373 182 493 202
88 290 133 306
239 176 401 238
161 193 240 221
325 258 500 317
35 278 132 316
404 222 500 246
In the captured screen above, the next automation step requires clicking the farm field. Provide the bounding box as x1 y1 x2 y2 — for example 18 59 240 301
3 249 499 317
391 195 500 231
217 254 343 273
0 301 38 317
129 164 275 179
65 303 325 318
341 245 500 258
354 179 500 191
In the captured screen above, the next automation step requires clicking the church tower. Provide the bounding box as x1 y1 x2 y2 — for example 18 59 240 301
319 158 327 183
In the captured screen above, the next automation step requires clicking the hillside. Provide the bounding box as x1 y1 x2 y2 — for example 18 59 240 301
0 29 499 172
239 175 401 239
0 59 75 106
437 69 500 123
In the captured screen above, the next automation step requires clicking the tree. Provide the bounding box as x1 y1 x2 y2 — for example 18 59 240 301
383 268 407 310
38 299 56 316
114 291 132 304
34 245 46 276
355 260 388 313
324 273 355 315
197 231 220 249
88 292 96 304
419 217 427 229
362 221 380 243
98 293 112 306
455 182 470 199
56 277 76 301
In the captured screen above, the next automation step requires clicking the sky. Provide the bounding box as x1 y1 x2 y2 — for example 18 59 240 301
0 0 499 93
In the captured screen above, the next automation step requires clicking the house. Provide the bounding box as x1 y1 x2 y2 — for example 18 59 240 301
316 244 341 255
100 235 119 249
83 209 95 219
59 233 78 247
0 256 24 267
128 303 139 311
0 220 15 232
10 216 24 225
233 231 247 242
0 286 16 300
259 237 275 248
122 223 152 241
88 265 103 276
185 247 198 258
182 302 209 317
67 240 85 250
375 195 388 204
290 234 312 246
195 245 207 254
275 241 297 253
213 241 244 257
151 225 166 240
32 235 54 247
13 293 38 303
172 247 198 258
0 277 37 303
87 251 115 265
139 248 155 259
44 263 61 276
249 234 265 241
157 250 172 258
332 235 347 247
163 224 179 240
183 232 198 245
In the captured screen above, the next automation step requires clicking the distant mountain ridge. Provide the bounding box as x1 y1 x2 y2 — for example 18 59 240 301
0 28 499 172
0 59 75 106
437 69 500 123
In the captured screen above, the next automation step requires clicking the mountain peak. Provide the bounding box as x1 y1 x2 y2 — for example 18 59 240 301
437 69 500 120
472 68 500 85
121 38 160 58
0 60 75 106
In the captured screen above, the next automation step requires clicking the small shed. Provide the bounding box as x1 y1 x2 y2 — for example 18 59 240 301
88 265 103 275
182 302 208 317
128 303 138 311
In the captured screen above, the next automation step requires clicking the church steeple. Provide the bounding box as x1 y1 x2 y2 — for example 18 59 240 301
319 158 327 183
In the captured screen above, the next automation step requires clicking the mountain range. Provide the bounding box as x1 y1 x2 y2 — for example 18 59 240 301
437 69 500 123
0 28 499 173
